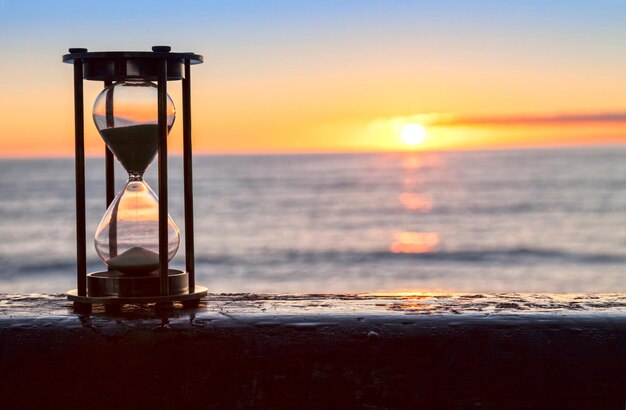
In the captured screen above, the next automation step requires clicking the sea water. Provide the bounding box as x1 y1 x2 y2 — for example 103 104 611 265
0 146 624 294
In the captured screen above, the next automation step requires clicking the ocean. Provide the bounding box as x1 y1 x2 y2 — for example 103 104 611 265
0 146 624 294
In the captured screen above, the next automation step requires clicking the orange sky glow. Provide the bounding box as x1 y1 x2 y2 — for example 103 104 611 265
2 80 626 158
1 2 626 157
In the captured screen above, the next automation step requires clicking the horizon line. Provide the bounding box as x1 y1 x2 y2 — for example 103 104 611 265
1 141 625 160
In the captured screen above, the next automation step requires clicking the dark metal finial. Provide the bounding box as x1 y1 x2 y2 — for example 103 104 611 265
152 46 171 53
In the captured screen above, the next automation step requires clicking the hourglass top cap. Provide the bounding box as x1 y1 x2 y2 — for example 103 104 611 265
62 47 203 81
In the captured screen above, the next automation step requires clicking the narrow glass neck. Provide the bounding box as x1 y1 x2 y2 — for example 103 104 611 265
128 172 144 181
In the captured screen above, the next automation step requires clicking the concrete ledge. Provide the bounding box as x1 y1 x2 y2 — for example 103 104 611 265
1 293 625 409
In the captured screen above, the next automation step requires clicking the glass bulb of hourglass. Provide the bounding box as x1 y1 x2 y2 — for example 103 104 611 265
92 80 179 275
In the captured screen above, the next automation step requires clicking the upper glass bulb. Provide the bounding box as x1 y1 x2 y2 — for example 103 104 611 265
93 80 175 174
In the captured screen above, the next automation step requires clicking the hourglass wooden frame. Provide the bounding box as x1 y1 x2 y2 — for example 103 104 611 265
63 46 207 308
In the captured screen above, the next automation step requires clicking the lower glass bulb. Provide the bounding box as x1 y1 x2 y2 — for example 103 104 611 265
94 177 180 275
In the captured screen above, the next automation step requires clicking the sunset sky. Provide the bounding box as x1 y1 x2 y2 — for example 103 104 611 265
1 0 626 157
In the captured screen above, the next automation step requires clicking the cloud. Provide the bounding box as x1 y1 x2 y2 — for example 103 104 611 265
431 112 626 127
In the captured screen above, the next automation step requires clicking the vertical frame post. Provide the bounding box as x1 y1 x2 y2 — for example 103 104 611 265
157 59 169 296
104 80 117 262
183 59 196 292
104 80 115 207
73 59 87 296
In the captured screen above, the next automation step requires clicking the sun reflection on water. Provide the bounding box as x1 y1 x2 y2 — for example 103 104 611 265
390 231 440 254
390 152 441 254
399 192 433 212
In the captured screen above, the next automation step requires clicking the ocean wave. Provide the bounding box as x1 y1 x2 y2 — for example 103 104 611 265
195 248 626 266
2 247 622 280
1 260 102 278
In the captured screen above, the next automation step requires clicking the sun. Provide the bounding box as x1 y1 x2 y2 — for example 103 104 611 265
400 123 427 146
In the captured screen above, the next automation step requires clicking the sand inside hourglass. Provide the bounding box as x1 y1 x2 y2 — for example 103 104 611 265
107 246 160 275
100 124 160 173
98 124 168 275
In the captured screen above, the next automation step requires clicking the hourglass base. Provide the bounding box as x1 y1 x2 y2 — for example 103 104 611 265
66 269 208 306
67 286 208 307
86 269 189 297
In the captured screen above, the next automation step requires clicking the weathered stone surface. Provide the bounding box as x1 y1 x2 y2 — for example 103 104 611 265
1 293 625 409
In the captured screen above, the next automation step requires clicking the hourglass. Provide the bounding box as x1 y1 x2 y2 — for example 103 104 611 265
64 47 207 309
93 80 179 275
